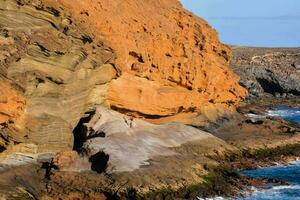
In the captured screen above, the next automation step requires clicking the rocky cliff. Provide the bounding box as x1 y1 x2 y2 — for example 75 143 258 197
0 0 117 152
0 0 246 153
55 1 244 119
2 1 300 200
42 0 247 121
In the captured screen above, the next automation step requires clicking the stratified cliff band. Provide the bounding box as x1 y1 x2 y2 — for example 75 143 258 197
0 0 246 153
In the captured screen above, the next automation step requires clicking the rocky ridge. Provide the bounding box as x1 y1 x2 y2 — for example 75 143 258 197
231 47 300 97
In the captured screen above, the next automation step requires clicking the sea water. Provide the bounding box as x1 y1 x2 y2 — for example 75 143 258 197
267 106 300 124
198 106 300 200
240 162 300 200
198 162 300 200
240 106 300 200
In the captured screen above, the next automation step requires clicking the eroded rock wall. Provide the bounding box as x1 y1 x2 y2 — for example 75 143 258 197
0 1 257 198
41 0 247 121
0 0 246 153
0 0 116 152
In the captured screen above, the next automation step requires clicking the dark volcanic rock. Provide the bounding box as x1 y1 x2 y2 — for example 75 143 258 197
231 47 300 97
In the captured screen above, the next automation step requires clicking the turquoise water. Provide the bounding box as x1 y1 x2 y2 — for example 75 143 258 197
267 106 300 124
240 106 300 200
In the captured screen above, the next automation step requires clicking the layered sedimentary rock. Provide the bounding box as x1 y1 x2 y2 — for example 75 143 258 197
0 0 116 152
4 2 300 199
41 0 247 121
0 0 246 154
231 47 300 97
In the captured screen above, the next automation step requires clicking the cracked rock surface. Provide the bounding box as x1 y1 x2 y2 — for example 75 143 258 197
231 47 300 97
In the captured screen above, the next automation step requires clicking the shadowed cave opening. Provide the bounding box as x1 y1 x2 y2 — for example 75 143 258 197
0 145 6 153
73 110 110 173
72 110 96 152
73 110 107 152
256 78 284 95
257 77 300 96
89 151 110 174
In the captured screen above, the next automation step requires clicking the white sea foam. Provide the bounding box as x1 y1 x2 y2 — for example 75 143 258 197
196 184 300 200
245 113 266 119
271 185 300 190
267 108 300 117
246 185 300 198
245 107 300 123
196 197 227 200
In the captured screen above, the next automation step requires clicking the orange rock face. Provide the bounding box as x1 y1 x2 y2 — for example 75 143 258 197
0 0 247 153
0 81 25 126
43 0 247 121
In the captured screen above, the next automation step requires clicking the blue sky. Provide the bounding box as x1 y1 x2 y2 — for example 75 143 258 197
180 0 300 47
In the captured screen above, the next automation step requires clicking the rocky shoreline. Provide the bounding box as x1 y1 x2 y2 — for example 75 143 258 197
1 44 300 199
0 0 300 199
1 98 299 200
